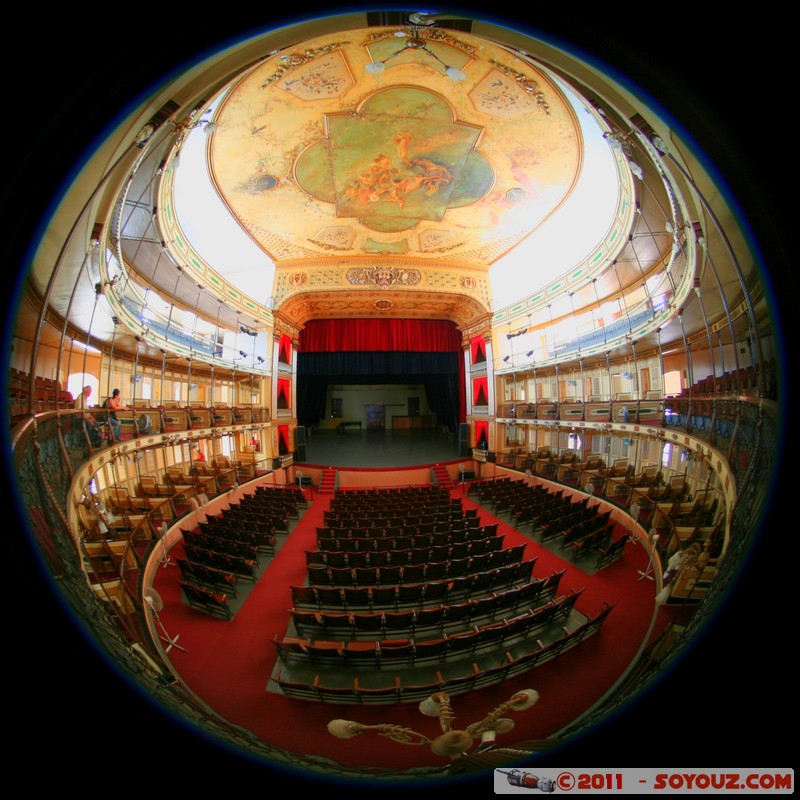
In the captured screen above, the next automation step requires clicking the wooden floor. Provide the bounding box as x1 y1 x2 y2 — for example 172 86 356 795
302 427 462 468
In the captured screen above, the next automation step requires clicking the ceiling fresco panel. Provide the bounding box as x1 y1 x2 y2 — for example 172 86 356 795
211 27 581 269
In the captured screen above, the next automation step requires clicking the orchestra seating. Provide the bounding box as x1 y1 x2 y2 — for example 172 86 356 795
176 485 305 616
272 602 615 703
270 485 614 704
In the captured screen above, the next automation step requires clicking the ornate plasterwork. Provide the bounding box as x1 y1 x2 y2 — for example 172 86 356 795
210 27 580 269
346 266 421 287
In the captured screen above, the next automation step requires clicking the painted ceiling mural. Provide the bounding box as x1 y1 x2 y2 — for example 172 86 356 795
210 26 582 269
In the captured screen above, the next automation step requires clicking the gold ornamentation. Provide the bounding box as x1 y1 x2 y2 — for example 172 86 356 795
259 43 351 90
364 27 476 57
347 266 421 287
488 60 551 115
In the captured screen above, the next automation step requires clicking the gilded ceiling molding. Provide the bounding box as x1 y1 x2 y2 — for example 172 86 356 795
362 26 477 57
346 265 421 287
487 60 551 115
258 42 352 90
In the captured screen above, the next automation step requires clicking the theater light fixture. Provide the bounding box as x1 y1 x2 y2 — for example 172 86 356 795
365 27 467 81
328 689 538 758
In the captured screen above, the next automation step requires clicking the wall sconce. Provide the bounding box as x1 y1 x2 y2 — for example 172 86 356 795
328 688 538 758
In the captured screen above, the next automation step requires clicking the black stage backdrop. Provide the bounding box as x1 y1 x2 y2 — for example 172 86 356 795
297 351 461 432
297 319 466 431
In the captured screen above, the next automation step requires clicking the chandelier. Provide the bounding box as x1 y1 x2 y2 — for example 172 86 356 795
365 27 468 81
328 688 539 758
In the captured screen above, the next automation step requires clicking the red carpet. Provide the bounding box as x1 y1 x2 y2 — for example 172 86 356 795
154 481 676 772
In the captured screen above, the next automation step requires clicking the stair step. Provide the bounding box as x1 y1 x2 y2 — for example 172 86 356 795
432 464 453 488
319 468 337 494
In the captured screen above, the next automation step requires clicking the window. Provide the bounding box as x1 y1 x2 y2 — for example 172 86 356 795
663 370 682 396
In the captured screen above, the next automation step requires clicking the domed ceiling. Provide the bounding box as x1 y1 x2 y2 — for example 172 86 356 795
193 24 597 329
212 26 582 267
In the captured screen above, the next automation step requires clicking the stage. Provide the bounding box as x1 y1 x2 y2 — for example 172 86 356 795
301 426 461 468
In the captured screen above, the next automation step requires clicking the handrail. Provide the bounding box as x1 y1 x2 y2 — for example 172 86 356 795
9 393 778 776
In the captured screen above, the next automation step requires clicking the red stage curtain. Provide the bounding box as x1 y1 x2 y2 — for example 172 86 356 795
470 335 486 364
277 378 291 408
475 420 489 448
299 318 461 352
277 424 289 453
278 334 292 364
473 376 488 406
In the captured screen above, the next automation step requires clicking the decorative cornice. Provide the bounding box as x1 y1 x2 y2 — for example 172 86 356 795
363 27 476 57
346 266 421 287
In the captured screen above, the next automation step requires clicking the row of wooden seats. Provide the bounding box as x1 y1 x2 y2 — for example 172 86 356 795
272 602 615 704
472 476 522 502
291 569 561 618
690 366 759 395
274 591 583 668
200 514 275 538
536 503 598 544
566 525 616 562
332 485 448 501
316 517 486 542
289 571 565 640
183 529 262 561
316 523 499 552
178 580 233 619
248 485 307 509
492 481 563 514
307 535 505 568
306 547 529 587
325 496 466 516
558 517 614 552
322 508 478 530
197 521 276 554
594 536 628 570
327 489 453 515
238 495 300 520
182 542 259 582
80 538 140 579
175 556 239 597
290 559 537 611
512 495 572 528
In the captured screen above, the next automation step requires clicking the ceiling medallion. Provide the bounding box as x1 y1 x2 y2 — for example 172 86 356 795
374 299 394 311
347 266 421 288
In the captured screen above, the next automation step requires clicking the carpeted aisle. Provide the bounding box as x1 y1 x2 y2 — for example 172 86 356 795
153 483 677 771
